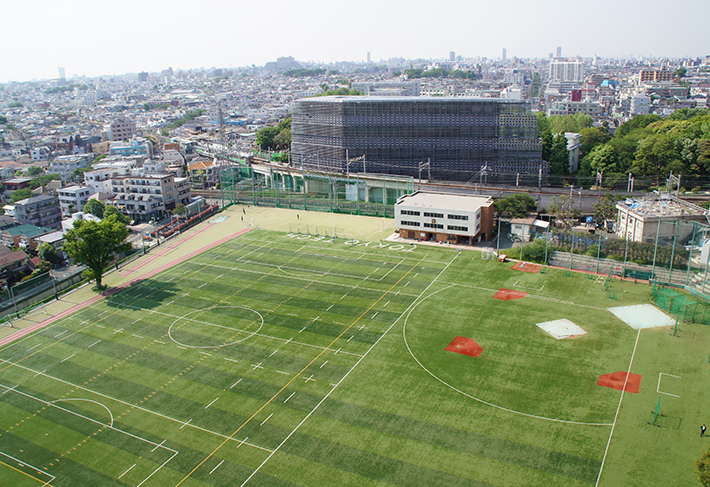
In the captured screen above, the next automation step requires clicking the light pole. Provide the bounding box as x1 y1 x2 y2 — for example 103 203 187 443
418 160 430 191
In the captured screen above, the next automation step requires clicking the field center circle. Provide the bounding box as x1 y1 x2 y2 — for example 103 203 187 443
168 306 264 349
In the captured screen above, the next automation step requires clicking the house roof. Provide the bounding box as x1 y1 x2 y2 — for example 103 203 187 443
3 224 54 239
0 245 28 269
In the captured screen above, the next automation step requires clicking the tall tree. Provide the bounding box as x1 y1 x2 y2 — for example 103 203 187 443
495 194 537 218
83 199 105 219
592 193 620 225
548 195 579 228
697 443 710 487
63 215 131 289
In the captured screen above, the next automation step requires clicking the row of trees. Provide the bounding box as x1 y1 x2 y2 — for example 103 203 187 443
404 68 480 80
255 117 291 151
539 108 710 186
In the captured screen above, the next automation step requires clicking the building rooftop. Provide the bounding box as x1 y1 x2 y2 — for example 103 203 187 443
617 194 708 219
395 191 493 212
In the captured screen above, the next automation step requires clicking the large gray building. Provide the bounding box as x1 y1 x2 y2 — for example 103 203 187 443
291 96 544 182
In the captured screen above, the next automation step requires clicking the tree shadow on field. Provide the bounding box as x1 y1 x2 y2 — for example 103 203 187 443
102 279 181 311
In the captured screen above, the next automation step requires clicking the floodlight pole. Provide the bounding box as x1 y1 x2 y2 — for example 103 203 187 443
652 221 661 280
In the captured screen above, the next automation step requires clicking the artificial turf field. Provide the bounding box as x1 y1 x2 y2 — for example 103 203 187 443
1 226 710 487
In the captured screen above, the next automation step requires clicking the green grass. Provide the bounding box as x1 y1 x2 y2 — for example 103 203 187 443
0 228 708 486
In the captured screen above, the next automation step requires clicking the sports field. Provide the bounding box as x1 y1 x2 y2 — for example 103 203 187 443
1 212 709 486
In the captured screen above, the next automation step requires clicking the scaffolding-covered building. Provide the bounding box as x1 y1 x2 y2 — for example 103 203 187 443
291 96 544 183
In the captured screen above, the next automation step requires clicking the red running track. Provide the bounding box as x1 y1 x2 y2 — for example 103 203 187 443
0 227 251 348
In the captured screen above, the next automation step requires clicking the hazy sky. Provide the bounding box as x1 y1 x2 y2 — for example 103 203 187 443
2 0 709 83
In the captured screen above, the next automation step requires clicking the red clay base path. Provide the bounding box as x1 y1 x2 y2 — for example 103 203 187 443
512 261 543 273
445 336 483 358
597 371 642 394
493 289 528 300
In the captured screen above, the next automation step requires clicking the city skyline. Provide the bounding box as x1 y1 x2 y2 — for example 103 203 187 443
2 0 710 83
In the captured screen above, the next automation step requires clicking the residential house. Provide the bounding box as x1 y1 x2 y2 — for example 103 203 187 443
13 195 62 230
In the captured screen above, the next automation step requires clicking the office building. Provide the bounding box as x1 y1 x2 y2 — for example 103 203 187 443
291 96 544 182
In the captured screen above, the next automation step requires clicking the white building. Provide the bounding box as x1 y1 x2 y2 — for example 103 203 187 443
615 194 708 243
394 191 495 245
58 185 95 215
49 154 93 181
549 59 584 82
109 171 191 222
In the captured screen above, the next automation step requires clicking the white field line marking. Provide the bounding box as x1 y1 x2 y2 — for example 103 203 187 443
276 370 289 375
340 294 347 299
284 392 296 403
237 436 249 448
372 312 378 318
260 413 273 426
118 463 136 479
54 330 67 338
231 379 243 389
132 334 143 339
334 322 346 326
2 385 17 395
299 327 306 333
319 361 328 369
383 301 390 307
60 354 75 363
0 379 181 485
99 310 110 316
88 340 101 348
413 273 418 278
404 281 409 287
198 283 207 289
657 372 681 398
113 328 124 334
252 363 264 370
118 303 364 356
347 336 353 342
285 313 298 317
216 274 223 279
27 343 41 351
238 253 437 487
1 361 274 453
325 304 333 311
166 300 175 306
151 439 166 452
595 329 642 487
176 346 186 350
0 451 55 484
269 350 278 357
199 351 211 356
403 283 613 426
205 397 219 409
180 419 192 429
96 325 105 328
209 459 224 475
225 358 239 363
132 319 141 324
154 340 165 344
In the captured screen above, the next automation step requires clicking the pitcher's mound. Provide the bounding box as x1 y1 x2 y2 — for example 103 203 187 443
493 289 528 300
597 371 641 393
445 336 483 358
512 261 542 273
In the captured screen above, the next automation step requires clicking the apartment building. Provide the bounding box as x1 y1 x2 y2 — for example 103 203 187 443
49 154 93 181
13 195 62 230
58 185 95 215
106 116 136 141
110 172 191 222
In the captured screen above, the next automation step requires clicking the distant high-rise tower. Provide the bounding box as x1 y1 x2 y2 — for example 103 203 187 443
367 51 371 63
502 48 507 61
556 46 562 57
58 67 65 80
449 51 455 62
